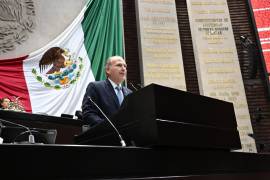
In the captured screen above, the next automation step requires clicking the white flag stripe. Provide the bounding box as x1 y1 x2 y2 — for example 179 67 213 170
262 49 270 52
23 5 95 116
260 37 270 41
258 27 270 32
253 7 270 12
260 41 270 44
24 6 87 59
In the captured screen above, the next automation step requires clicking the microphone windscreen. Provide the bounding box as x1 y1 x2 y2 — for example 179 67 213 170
28 134 35 144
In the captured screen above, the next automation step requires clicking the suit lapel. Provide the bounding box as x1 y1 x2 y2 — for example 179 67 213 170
105 79 120 107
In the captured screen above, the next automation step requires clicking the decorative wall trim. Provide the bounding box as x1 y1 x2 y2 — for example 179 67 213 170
0 0 35 54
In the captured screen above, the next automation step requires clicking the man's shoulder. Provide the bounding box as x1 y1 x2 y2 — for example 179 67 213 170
87 80 110 90
88 80 107 86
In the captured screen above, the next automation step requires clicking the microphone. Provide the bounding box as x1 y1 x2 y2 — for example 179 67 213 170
87 96 126 147
128 82 138 91
0 121 3 144
136 83 143 89
0 118 35 144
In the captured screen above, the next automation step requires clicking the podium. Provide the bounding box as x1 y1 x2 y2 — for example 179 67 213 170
2 85 270 179
75 84 241 150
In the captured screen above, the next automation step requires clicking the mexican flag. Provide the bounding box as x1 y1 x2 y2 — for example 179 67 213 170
0 0 124 116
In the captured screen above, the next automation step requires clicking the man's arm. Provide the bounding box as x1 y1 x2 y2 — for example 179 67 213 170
82 83 104 127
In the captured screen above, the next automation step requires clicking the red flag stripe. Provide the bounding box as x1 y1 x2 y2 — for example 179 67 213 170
251 0 270 9
0 56 32 112
251 0 270 74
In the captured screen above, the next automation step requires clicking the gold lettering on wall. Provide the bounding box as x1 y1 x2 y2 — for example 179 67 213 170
187 0 257 152
136 0 186 90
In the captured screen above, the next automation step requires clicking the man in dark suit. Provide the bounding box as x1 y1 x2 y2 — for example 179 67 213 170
82 56 132 126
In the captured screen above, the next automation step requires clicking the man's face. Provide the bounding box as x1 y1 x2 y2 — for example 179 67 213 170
106 58 127 84
1 98 10 109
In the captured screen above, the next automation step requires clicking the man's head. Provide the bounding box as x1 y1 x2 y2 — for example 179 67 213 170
0 97 10 109
105 56 127 85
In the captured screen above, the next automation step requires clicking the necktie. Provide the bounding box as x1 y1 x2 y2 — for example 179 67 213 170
115 86 124 105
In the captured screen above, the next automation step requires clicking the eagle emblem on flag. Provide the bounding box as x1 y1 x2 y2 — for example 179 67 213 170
32 47 84 89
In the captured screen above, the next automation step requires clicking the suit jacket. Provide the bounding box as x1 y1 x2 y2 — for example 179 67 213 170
82 79 132 126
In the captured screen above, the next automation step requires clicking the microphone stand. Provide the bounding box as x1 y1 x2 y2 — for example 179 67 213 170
88 97 126 147
136 83 143 89
128 82 138 91
0 118 35 144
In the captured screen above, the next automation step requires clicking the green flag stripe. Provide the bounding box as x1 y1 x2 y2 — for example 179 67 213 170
82 0 124 80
